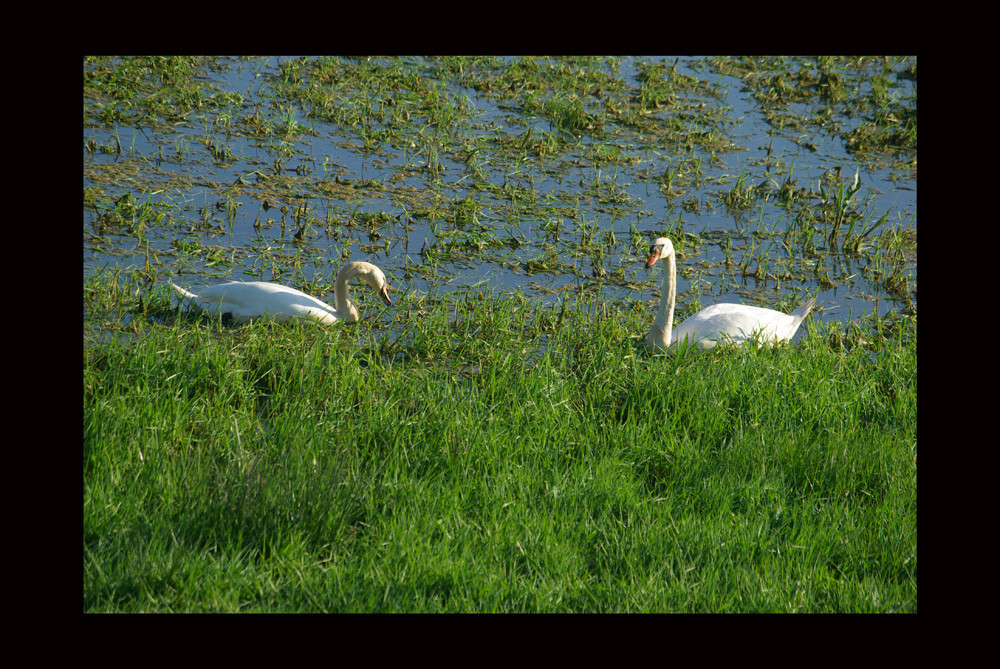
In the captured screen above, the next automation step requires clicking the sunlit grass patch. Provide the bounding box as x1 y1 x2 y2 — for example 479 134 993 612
84 274 916 612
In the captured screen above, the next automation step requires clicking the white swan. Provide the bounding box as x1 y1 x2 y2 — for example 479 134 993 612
170 261 391 325
644 237 816 352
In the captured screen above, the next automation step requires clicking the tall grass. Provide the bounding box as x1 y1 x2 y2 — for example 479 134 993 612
83 281 916 613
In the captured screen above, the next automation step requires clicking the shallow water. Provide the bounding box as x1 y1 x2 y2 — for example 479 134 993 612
83 56 916 328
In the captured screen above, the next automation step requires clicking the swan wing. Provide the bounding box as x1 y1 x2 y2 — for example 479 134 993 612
674 303 804 348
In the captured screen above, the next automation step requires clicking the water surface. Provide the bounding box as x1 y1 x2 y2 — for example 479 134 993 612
83 56 917 329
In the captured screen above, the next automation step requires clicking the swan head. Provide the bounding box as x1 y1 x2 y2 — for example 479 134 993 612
645 237 674 268
366 266 392 307
339 261 392 307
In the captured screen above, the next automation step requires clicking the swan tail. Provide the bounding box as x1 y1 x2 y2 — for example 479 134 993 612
790 296 817 321
170 282 198 301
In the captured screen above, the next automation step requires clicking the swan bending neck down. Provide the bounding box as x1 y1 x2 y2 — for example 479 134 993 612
170 261 391 325
644 237 815 353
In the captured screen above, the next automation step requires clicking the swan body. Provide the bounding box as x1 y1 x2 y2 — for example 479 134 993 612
644 237 815 352
171 261 391 324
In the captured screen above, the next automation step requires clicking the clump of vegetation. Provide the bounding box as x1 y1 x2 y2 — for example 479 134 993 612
705 56 916 169
84 56 244 129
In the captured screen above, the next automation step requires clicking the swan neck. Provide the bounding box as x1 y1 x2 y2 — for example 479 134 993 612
652 253 676 347
334 266 358 320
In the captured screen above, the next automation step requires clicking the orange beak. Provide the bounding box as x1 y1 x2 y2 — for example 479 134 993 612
645 247 661 268
379 285 392 306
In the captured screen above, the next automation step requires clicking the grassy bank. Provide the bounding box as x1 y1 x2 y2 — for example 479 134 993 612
83 275 916 612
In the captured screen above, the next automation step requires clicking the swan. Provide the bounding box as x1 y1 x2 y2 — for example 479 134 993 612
644 237 816 352
170 260 392 324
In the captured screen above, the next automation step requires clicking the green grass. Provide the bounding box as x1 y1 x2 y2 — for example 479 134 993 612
83 276 916 613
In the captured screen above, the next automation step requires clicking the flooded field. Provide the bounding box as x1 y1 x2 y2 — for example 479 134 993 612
83 56 916 333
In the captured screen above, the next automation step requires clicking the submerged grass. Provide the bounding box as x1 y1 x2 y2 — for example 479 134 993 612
83 274 916 613
84 56 916 323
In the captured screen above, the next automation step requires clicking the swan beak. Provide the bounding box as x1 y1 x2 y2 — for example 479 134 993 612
379 285 392 306
645 247 661 268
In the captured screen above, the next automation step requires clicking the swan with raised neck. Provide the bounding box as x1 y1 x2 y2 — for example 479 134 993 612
644 237 815 352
